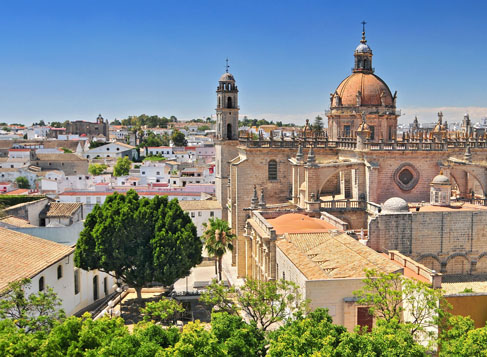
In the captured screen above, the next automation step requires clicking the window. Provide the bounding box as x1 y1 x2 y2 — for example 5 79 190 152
210 211 214 217
86 197 91 204
57 265 63 279
76 197 81 203
369 126 375 141
142 171 145 175
156 171 160 175
283 271 285 280
191 212 195 218
268 160 278 180
38 276 45 291
103 277 108 296
96 197 101 204
198 211 202 217
116 148 120 151
106 148 110 151
93 275 99 301
343 125 351 137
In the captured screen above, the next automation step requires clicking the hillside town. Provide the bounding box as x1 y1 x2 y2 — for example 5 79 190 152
3 5 487 355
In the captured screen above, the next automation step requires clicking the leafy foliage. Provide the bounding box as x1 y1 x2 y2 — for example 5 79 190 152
239 279 309 331
120 114 177 128
202 218 235 281
267 308 346 356
113 156 132 177
0 195 45 207
15 176 30 189
88 163 107 176
140 297 185 324
353 269 448 342
89 141 106 149
0 278 65 333
171 130 187 147
139 131 170 148
74 190 202 299
200 279 239 315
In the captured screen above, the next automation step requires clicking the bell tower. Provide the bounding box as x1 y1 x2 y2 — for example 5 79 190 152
215 60 240 223
216 59 239 140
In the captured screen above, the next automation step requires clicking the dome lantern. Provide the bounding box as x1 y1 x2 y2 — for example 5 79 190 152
354 21 373 74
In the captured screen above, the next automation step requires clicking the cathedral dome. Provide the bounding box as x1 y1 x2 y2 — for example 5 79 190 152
382 197 409 213
220 72 235 82
334 72 394 107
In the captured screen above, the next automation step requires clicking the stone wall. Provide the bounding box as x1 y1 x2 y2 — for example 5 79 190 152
369 209 487 275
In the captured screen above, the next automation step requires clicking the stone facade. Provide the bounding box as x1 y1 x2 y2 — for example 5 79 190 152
65 114 109 139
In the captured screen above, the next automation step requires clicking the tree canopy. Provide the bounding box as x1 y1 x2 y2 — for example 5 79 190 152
15 176 30 189
113 157 132 177
171 130 187 147
88 163 108 176
74 190 202 299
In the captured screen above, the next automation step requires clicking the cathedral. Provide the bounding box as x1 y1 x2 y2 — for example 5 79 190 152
215 27 487 280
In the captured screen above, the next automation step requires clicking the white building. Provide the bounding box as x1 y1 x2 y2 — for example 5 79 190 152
178 200 222 236
84 142 138 160
0 227 116 316
27 126 51 140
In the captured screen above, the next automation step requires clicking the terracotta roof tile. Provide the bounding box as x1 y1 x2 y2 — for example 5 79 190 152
0 216 36 227
0 228 74 292
278 232 401 280
45 203 82 218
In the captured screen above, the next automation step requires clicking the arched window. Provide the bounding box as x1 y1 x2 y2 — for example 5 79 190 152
227 97 233 108
57 265 63 279
39 276 44 292
227 123 232 140
268 160 278 180
218 97 221 108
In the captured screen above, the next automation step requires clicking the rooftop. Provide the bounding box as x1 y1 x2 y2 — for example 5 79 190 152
0 216 36 228
178 200 222 211
267 213 336 235
45 202 82 218
277 232 401 280
0 228 74 292
409 202 487 212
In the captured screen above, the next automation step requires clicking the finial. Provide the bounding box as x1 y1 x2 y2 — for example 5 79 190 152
296 144 304 162
258 188 266 209
307 147 316 166
251 185 259 208
225 58 230 73
361 21 367 44
361 111 366 124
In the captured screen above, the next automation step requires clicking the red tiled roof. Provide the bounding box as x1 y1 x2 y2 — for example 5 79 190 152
0 228 74 292
59 191 200 197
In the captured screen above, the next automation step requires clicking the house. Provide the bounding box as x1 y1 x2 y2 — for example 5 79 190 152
41 202 83 227
83 142 138 160
32 153 89 176
0 227 117 315
178 200 222 236
0 182 13 193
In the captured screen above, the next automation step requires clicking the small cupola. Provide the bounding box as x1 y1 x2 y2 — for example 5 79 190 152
353 21 373 74
430 172 451 206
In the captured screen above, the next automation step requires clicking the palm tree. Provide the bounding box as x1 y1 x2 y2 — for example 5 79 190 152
202 218 235 282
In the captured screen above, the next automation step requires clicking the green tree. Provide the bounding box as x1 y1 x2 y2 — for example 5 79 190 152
0 278 65 333
267 308 346 356
171 130 187 146
200 279 239 315
354 269 447 341
202 218 235 281
439 315 478 356
238 279 309 331
74 190 202 300
50 121 63 128
15 176 30 189
113 156 132 177
211 312 265 357
313 115 323 133
140 297 185 324
110 119 122 125
335 319 427 356
89 141 105 149
164 321 225 356
88 163 108 176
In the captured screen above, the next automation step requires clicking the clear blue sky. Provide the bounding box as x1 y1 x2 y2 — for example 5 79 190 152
1 0 487 125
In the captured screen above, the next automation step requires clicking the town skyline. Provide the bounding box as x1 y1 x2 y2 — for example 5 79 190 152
1 1 487 125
